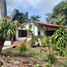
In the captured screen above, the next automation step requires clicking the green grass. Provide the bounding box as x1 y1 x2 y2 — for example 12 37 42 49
20 44 27 52
4 47 20 53
3 47 47 62
2 46 67 67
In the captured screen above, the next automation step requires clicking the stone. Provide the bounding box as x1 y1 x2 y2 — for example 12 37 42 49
4 41 11 46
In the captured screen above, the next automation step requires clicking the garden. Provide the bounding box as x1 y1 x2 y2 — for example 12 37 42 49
0 18 67 67
1 32 67 67
0 0 67 67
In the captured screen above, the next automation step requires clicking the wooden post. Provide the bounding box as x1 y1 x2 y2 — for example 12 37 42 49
0 0 7 17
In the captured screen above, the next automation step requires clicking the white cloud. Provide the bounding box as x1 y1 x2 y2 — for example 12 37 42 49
7 0 62 9
6 0 62 20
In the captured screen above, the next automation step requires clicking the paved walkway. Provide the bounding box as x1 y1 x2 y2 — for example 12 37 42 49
2 45 13 50
2 40 23 50
2 40 30 50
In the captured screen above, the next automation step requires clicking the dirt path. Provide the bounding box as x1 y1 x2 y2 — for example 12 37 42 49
1 56 43 67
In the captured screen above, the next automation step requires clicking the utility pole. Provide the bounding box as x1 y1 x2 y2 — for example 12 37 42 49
0 0 7 17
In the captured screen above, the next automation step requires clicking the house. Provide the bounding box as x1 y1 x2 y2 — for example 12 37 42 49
15 20 67 41
4 20 67 46
4 21 38 46
15 22 38 40
3 9 67 46
34 21 67 36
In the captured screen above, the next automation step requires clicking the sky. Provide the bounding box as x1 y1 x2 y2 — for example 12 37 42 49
2 0 62 21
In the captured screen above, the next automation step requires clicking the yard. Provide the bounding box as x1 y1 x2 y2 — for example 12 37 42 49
1 45 67 67
0 1 67 67
0 28 67 67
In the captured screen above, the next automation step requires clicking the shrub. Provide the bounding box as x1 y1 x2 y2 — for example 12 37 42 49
46 63 51 67
34 64 40 67
38 36 47 47
20 44 27 52
50 27 67 56
47 54 56 64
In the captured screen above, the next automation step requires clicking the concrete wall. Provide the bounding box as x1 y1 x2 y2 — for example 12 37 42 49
16 28 28 40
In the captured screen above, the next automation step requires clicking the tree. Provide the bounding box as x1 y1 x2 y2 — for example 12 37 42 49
0 18 16 53
11 9 28 23
30 15 40 21
46 1 67 25
53 1 67 25
50 27 67 56
46 13 53 23
0 18 16 67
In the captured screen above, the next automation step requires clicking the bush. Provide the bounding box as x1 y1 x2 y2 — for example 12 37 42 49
38 36 47 47
46 63 51 67
20 44 27 52
34 64 40 67
47 54 56 64
50 27 67 56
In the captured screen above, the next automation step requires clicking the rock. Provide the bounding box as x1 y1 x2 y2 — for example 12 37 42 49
27 64 32 67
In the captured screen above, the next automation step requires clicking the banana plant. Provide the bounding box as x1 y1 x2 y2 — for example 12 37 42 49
0 18 16 53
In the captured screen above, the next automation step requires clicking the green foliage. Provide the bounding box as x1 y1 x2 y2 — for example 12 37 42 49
15 13 28 22
53 1 67 25
39 36 47 46
50 27 67 55
46 64 51 67
34 64 40 67
47 54 56 64
11 9 28 23
0 18 16 52
30 15 40 21
53 1 67 15
47 1 67 25
20 44 27 52
0 18 15 36
46 13 53 23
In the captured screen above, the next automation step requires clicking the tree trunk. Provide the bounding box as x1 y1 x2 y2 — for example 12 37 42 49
0 38 8 67
0 38 5 53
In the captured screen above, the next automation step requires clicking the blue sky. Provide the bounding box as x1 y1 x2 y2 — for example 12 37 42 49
6 0 62 21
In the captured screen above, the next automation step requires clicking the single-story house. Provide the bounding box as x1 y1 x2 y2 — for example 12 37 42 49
34 21 67 36
4 21 67 46
12 21 67 41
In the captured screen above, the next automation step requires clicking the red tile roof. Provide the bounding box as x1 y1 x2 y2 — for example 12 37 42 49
34 21 67 28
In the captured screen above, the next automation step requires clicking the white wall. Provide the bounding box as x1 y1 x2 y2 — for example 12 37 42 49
16 28 28 40
16 23 38 40
33 25 38 36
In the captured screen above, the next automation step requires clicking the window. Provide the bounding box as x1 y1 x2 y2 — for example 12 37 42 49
46 30 55 36
18 30 27 37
